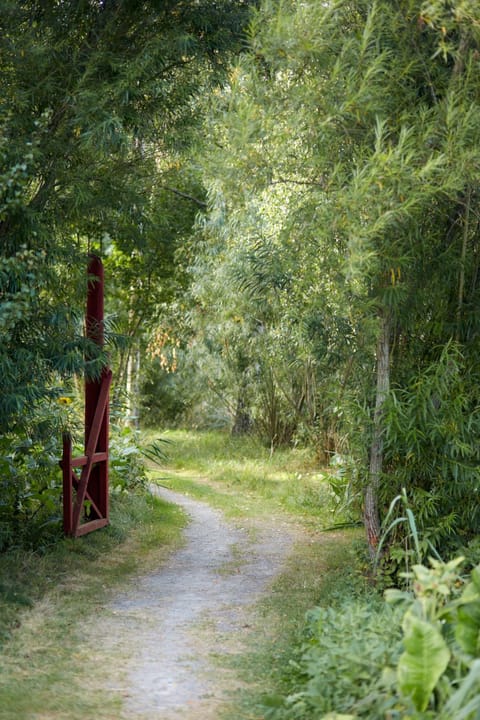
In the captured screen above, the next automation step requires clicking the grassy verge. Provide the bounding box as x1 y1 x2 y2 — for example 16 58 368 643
221 529 363 720
0 491 187 720
145 429 351 528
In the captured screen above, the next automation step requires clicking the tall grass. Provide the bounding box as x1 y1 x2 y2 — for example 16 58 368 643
145 429 345 526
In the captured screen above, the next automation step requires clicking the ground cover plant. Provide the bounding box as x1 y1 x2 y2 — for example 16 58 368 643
245 555 480 720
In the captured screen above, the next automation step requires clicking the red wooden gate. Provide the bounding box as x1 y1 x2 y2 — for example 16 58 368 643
62 255 110 537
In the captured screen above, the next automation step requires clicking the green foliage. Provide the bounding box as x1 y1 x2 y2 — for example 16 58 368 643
0 0 255 546
386 558 480 718
382 342 480 557
109 425 148 493
0 248 88 433
266 557 480 720
264 593 403 719
0 401 71 552
398 613 450 712
179 0 480 563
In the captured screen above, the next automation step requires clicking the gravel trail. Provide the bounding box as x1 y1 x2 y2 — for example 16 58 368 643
95 485 297 719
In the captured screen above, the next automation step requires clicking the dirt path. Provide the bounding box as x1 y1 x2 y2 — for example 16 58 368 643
92 485 298 719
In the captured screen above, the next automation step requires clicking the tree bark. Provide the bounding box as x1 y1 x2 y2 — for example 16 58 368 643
232 371 252 436
125 347 141 429
364 311 390 560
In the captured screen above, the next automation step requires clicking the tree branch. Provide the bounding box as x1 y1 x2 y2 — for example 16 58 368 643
158 185 207 208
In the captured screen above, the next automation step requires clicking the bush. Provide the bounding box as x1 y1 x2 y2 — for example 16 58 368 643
266 557 480 720
109 424 148 493
381 343 480 558
0 403 68 552
271 596 403 719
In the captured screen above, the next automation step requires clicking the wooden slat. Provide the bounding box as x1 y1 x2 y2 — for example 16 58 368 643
71 452 108 468
75 518 109 537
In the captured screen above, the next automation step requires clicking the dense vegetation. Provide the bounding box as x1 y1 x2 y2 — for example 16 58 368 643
3 0 480 565
2 1 480 717
0 0 254 549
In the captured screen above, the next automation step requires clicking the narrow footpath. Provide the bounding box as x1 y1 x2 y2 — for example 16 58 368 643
92 485 297 719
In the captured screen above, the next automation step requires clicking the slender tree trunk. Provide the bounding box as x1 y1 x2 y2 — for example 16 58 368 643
125 347 141 429
232 370 252 436
364 311 390 560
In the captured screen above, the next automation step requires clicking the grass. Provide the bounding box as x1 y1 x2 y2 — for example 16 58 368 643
144 429 349 527
223 532 363 720
0 491 187 720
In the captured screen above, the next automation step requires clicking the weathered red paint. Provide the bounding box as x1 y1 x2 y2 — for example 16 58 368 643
62 255 110 537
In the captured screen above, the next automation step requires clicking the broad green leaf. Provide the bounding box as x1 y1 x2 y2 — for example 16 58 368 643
384 588 412 605
456 602 480 657
398 613 450 712
471 566 480 594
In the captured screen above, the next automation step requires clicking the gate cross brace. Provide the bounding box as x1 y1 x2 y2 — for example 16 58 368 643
62 370 112 537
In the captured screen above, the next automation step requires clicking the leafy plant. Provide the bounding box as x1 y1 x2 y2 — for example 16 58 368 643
0 398 75 551
375 488 425 582
266 595 404 719
385 558 480 718
109 425 148 493
381 343 480 560
264 557 480 720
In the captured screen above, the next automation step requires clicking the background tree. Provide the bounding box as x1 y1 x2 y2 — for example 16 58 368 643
177 0 480 564
0 0 256 548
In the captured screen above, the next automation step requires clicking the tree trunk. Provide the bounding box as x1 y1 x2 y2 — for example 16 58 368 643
125 347 141 429
232 371 252 435
364 311 390 560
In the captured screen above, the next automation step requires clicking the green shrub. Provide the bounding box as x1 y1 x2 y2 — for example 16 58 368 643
0 407 67 552
109 424 148 493
272 596 403 719
381 343 480 559
268 558 480 720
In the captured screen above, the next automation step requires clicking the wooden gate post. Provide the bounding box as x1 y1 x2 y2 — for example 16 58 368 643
62 255 111 537
84 255 109 527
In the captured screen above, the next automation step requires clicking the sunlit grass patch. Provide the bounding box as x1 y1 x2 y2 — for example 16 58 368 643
145 429 343 526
